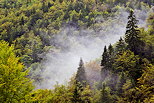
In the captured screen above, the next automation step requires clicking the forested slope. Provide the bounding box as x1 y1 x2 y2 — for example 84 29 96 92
0 0 154 103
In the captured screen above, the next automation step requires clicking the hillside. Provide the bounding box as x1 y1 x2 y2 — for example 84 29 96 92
0 0 154 103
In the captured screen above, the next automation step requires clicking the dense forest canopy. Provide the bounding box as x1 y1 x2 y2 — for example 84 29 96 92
0 0 154 103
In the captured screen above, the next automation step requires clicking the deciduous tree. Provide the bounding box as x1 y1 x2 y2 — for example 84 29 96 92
0 41 33 103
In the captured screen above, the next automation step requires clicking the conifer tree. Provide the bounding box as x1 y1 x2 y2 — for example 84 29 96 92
120 63 154 103
107 44 114 71
100 83 112 103
101 46 109 66
72 81 83 103
115 37 126 54
20 17 25 25
75 58 87 87
100 46 109 82
117 72 126 96
125 10 141 55
108 44 114 55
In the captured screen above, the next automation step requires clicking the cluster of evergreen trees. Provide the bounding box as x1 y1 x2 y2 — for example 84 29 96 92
74 10 154 102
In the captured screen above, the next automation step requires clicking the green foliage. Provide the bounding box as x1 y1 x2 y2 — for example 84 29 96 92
0 0 153 103
29 62 43 84
14 31 43 65
76 58 87 87
101 46 109 66
107 44 115 70
30 85 73 103
98 4 154 103
72 81 82 103
118 61 154 103
30 89 54 103
125 10 141 55
117 72 126 96
115 37 126 55
100 83 113 103
114 50 142 84
100 46 110 82
0 41 33 103
147 13 154 35
108 44 114 55
30 80 93 103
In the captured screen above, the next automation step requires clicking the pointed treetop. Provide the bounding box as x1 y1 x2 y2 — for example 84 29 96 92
101 46 109 66
125 10 140 54
109 43 112 47
126 10 139 30
118 37 125 45
115 37 126 54
128 10 135 19
104 45 107 53
129 10 134 15
119 37 123 41
108 44 114 55
76 58 87 87
108 44 113 49
79 58 84 67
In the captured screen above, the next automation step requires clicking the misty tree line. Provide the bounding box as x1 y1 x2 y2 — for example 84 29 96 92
0 0 152 85
73 10 154 103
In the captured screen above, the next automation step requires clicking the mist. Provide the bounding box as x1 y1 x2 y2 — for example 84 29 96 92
36 9 148 89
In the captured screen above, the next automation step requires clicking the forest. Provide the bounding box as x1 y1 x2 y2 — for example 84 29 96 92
0 0 154 103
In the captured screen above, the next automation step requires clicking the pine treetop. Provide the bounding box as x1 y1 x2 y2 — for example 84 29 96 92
79 58 84 68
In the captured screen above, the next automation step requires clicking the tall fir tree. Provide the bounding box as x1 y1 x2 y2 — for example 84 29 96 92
107 44 114 71
100 46 110 82
101 46 109 66
75 58 87 87
125 10 141 55
108 44 114 55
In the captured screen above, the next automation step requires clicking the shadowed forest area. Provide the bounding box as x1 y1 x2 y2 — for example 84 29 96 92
0 0 154 103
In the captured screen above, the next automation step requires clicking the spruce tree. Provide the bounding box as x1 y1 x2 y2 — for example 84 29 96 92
117 72 126 96
100 46 110 82
101 46 109 66
115 37 126 54
75 58 87 87
100 83 112 103
72 81 83 103
107 44 114 71
108 44 114 55
125 10 141 55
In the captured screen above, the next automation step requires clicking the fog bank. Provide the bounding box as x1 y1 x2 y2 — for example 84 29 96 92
37 9 148 89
